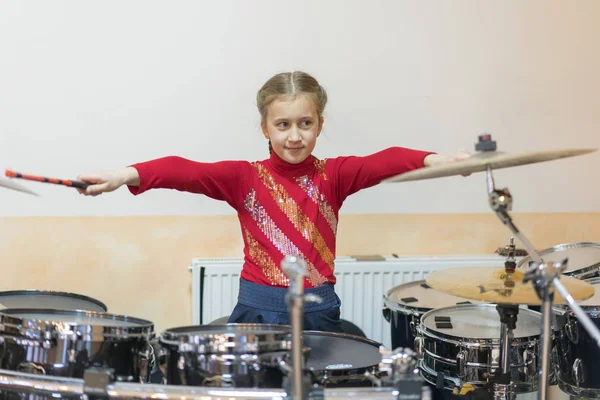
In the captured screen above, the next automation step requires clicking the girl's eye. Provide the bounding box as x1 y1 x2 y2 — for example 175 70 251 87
301 120 312 127
277 122 288 129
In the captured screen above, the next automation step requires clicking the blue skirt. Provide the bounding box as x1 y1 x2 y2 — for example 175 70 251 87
227 279 343 333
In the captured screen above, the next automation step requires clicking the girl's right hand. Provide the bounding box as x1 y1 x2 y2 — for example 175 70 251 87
77 167 139 196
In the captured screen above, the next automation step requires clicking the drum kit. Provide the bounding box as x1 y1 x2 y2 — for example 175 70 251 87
0 134 598 400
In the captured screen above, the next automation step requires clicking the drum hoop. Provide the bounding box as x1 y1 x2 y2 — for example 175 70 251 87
0 308 154 339
419 304 542 343
161 323 291 340
557 375 600 398
517 241 600 274
0 290 107 312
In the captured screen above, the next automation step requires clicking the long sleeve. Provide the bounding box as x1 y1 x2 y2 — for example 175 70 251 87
127 156 252 209
328 147 434 206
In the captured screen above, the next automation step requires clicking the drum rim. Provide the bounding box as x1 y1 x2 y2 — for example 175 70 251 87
0 308 154 339
517 241 600 275
162 323 291 337
0 290 107 312
419 304 542 343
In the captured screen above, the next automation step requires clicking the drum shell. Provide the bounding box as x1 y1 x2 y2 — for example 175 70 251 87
554 278 600 398
0 309 154 382
418 304 540 393
158 324 292 388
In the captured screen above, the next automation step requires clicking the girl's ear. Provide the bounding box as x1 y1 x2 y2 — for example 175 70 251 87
317 116 324 137
261 121 270 140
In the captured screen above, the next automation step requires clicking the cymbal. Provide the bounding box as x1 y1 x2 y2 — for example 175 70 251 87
0 176 39 196
426 267 594 305
384 148 597 183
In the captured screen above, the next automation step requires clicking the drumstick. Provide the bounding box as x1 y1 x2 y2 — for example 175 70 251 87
5 169 91 189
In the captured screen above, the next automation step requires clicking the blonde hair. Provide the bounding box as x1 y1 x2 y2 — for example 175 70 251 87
257 72 327 154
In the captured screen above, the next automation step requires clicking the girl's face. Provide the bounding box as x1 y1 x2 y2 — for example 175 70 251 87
261 96 323 164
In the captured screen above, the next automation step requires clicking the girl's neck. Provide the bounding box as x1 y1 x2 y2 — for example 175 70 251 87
267 151 315 177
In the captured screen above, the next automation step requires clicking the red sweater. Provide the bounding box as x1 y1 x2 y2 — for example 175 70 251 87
129 147 432 288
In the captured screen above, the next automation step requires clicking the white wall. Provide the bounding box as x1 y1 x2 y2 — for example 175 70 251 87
1 0 598 216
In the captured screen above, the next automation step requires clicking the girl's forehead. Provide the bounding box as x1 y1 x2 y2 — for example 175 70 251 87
267 96 318 119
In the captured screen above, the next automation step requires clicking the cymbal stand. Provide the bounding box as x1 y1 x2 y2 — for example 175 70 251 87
281 255 315 400
485 164 600 400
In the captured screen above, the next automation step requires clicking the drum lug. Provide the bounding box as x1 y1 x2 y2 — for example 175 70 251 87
413 336 424 359
382 303 391 322
524 348 537 376
409 312 420 336
565 314 579 344
17 362 46 375
456 350 468 381
572 358 585 387
177 355 187 385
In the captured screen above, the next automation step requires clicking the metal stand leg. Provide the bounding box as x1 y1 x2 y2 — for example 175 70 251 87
538 286 553 400
281 255 322 400
495 305 518 400
282 256 307 400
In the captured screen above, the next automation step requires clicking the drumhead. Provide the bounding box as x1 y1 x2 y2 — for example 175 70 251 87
0 290 107 312
0 308 151 328
303 331 381 371
517 242 600 277
421 304 541 340
384 280 478 314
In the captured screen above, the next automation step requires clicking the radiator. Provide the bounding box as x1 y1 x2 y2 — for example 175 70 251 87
188 255 508 348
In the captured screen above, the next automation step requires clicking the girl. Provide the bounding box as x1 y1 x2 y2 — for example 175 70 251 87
78 71 468 333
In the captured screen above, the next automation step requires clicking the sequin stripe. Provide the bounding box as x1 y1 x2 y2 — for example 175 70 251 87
296 175 338 234
253 163 336 270
313 158 328 180
244 190 329 286
243 228 290 286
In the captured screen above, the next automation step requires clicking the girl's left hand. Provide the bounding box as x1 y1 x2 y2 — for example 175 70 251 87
424 148 472 176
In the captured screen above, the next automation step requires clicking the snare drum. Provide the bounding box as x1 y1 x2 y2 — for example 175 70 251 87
0 290 107 312
304 331 382 387
159 324 293 388
417 304 541 394
554 277 600 398
383 280 478 349
0 308 154 382
518 242 600 280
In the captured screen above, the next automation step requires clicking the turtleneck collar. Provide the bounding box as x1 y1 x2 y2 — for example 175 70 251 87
266 151 316 178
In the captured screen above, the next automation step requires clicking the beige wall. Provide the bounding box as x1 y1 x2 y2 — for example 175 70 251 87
1 213 599 334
